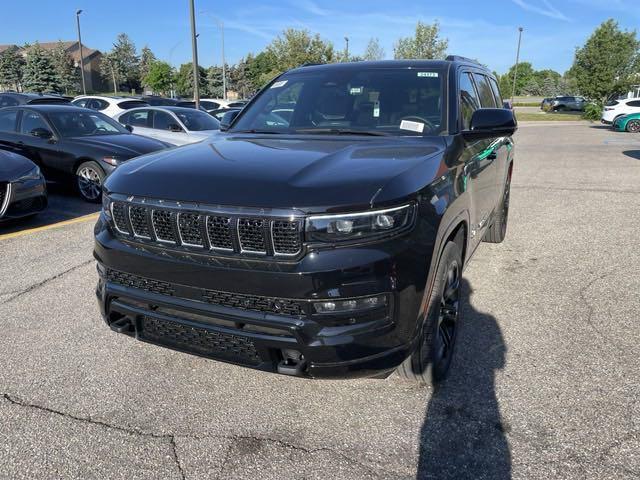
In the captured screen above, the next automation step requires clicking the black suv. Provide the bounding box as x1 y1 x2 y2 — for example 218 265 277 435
95 57 516 385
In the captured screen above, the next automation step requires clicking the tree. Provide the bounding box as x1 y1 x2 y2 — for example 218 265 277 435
139 46 157 89
100 52 120 94
499 62 535 97
22 43 58 92
104 33 140 92
143 61 173 96
229 55 256 98
571 19 639 102
394 21 448 60
175 62 206 97
265 29 334 76
50 41 79 94
363 38 385 61
205 66 224 98
0 45 25 91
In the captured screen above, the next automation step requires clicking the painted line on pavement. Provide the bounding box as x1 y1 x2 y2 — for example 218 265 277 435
0 212 99 241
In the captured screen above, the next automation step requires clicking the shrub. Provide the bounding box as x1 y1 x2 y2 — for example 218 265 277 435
582 102 602 121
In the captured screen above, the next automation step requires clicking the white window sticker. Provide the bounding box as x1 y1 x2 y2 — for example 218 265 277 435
417 72 438 78
400 120 424 133
270 80 288 88
373 101 380 118
350 86 363 95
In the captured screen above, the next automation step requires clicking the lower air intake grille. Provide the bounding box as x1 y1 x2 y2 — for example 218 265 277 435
106 269 175 296
141 316 262 366
202 289 304 316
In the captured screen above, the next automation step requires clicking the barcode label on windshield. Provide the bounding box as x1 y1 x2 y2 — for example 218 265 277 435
417 72 438 77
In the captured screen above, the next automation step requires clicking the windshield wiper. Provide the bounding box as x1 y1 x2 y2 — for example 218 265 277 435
231 129 284 134
294 128 389 136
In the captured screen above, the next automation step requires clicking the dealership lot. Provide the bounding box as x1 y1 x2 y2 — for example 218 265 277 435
0 123 638 479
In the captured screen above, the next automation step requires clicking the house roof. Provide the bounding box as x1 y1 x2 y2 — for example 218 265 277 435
0 41 101 62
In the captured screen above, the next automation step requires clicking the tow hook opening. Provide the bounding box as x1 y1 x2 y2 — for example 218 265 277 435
277 349 307 376
109 315 134 334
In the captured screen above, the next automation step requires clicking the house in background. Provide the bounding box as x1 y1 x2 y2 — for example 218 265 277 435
0 41 107 92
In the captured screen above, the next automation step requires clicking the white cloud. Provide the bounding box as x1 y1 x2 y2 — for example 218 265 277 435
511 0 569 21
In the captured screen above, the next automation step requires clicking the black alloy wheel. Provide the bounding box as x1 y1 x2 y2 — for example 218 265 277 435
626 120 640 133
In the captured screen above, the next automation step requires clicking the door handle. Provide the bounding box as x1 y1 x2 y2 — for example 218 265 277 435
487 152 497 160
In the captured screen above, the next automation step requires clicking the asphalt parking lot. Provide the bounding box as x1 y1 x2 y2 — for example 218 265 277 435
0 122 639 479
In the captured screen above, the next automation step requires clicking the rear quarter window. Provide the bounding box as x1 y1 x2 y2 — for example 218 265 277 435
627 100 640 107
118 100 149 110
0 110 18 132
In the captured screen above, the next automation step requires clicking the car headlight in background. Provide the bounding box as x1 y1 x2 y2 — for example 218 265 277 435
103 156 121 166
305 204 415 243
16 165 41 182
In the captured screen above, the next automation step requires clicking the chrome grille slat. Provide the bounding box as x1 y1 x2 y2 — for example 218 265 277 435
152 210 176 244
129 205 151 239
206 215 234 251
237 218 267 254
178 212 204 247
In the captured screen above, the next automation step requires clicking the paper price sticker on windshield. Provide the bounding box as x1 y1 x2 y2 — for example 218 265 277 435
417 72 438 77
400 120 424 133
270 80 288 88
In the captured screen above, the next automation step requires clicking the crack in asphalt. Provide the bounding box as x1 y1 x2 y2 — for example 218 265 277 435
1 393 395 479
0 259 94 305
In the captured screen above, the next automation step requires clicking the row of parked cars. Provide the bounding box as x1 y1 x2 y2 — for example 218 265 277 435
601 97 640 133
0 92 246 222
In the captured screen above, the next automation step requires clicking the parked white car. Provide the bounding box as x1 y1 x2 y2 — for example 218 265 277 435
601 98 640 124
72 95 149 118
115 106 220 146
199 98 230 111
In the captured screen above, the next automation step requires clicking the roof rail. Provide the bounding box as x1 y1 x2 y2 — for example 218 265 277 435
445 55 481 65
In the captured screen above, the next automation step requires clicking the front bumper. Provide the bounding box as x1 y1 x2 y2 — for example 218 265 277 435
0 176 47 221
94 213 434 379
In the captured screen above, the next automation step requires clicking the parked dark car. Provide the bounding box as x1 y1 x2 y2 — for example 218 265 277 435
548 96 585 112
137 96 179 107
95 57 516 385
208 107 241 121
0 92 71 108
0 105 171 202
0 150 47 221
174 101 210 113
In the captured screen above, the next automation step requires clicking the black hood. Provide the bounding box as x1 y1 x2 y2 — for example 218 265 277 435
68 134 169 158
0 150 37 180
105 134 446 210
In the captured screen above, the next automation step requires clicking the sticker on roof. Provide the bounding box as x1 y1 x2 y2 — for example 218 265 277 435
270 80 288 88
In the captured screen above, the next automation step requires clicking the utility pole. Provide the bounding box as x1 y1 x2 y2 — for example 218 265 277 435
344 36 349 61
221 20 226 100
75 10 86 95
511 27 523 106
189 0 200 108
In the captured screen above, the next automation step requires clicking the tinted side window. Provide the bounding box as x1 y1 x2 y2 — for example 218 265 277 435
488 77 503 106
473 74 497 108
20 111 49 134
0 110 18 132
72 99 88 108
627 100 640 107
153 111 177 130
128 110 151 127
459 73 480 130
0 95 19 108
118 112 130 124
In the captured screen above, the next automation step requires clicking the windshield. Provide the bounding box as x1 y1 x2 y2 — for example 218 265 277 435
174 110 220 131
231 67 445 135
48 111 128 137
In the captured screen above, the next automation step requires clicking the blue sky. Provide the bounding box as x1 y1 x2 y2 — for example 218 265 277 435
1 0 636 74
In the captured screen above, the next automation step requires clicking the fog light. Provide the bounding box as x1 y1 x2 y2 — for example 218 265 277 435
312 294 387 314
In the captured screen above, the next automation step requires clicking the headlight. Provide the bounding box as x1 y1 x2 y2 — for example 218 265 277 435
103 156 120 166
102 191 112 219
16 165 41 182
306 204 415 243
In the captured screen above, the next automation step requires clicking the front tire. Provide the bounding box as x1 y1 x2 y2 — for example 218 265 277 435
76 161 105 203
626 120 640 133
397 241 462 385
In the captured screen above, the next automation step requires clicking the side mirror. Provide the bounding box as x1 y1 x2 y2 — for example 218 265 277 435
124 124 133 132
168 123 183 132
463 108 517 141
219 109 241 131
31 127 53 139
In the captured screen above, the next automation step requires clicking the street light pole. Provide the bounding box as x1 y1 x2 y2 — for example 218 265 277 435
221 20 226 100
511 27 523 106
189 0 200 108
75 9 86 95
344 36 349 61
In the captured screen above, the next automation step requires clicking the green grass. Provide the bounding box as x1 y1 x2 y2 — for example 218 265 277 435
516 112 587 122
513 102 541 107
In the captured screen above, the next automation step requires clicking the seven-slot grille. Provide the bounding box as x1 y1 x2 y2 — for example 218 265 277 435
110 201 303 257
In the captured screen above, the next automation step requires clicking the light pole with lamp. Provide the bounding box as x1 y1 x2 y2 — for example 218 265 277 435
511 27 524 106
75 9 86 95
189 0 200 109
